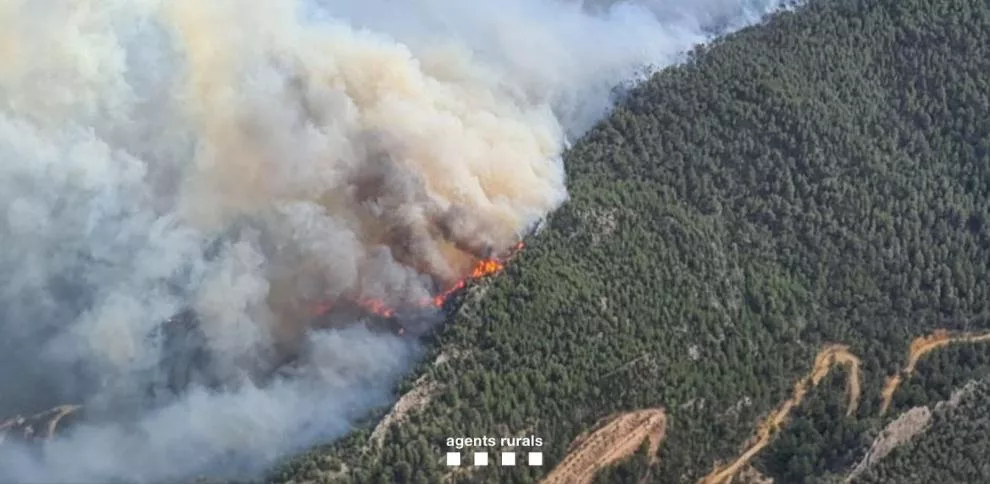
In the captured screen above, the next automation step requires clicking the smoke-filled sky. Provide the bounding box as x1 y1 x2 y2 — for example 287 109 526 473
0 0 781 482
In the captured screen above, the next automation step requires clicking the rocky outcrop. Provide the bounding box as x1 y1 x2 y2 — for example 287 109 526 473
0 405 80 444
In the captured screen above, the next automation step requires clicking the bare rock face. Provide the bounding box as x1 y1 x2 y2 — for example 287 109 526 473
369 376 441 447
845 380 980 482
0 405 80 445
845 406 933 482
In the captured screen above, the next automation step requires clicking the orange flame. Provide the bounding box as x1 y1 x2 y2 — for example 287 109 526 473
310 240 525 321
309 300 335 317
470 259 504 278
356 297 396 318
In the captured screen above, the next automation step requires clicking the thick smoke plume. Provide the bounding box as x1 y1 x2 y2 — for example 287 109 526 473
0 0 780 482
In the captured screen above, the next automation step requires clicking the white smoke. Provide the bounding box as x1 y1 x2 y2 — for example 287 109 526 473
0 0 782 482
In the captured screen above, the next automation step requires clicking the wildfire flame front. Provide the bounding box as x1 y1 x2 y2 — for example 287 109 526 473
312 241 524 320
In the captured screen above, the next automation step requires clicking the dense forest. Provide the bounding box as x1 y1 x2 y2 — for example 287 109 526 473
270 0 990 482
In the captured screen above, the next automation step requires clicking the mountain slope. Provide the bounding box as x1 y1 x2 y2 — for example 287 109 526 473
273 0 990 482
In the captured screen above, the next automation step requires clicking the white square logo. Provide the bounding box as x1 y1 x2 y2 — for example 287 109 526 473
528 452 543 466
473 452 488 466
446 452 461 466
500 452 516 466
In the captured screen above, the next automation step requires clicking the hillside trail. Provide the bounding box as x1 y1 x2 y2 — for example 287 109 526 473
540 408 666 484
697 344 861 484
879 329 990 415
696 328 990 484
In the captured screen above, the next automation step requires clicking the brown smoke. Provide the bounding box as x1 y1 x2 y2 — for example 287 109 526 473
0 0 780 482
162 0 565 347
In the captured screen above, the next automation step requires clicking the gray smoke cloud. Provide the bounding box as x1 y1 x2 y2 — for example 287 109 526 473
0 0 781 482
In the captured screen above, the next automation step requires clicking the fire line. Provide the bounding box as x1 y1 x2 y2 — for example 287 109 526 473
310 241 524 320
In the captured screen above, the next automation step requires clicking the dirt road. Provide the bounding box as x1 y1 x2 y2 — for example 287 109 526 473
540 408 666 484
698 344 861 484
879 330 990 415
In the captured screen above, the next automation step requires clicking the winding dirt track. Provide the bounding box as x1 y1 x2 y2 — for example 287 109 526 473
879 330 990 415
697 329 990 484
540 408 666 484
698 344 861 484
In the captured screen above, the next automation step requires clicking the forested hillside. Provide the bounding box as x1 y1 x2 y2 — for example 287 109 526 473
272 0 990 482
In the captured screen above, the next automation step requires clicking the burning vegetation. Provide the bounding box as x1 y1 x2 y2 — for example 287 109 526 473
311 241 523 321
0 239 525 447
0 0 624 477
